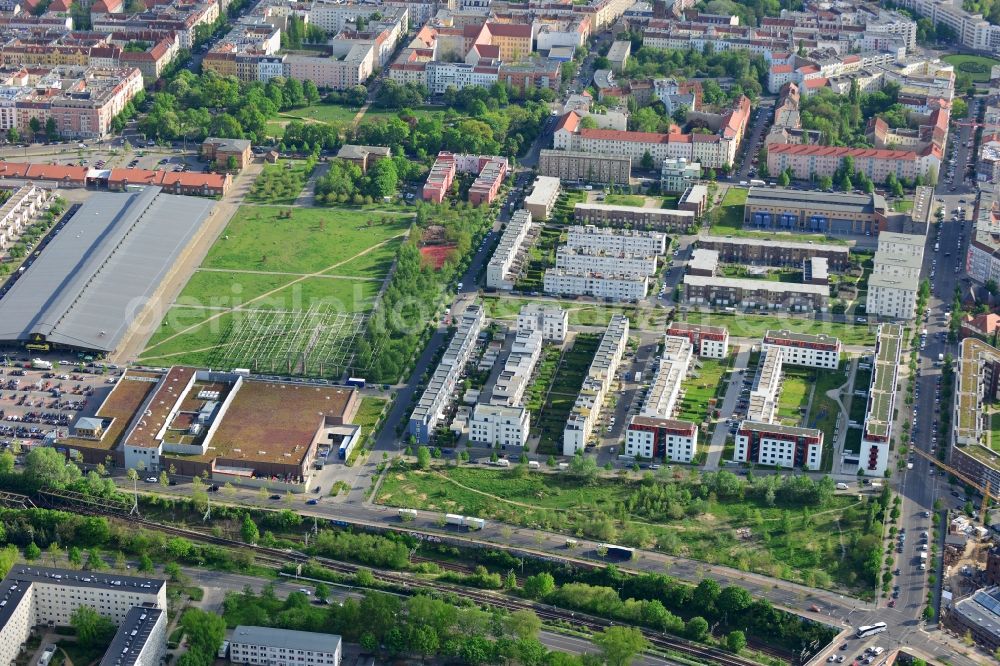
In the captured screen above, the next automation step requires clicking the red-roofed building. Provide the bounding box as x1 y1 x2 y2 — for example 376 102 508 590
962 313 1000 340
92 0 124 12
484 22 532 61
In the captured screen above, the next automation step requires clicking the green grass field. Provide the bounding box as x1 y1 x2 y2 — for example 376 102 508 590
481 296 667 331
377 466 870 591
809 365 849 470
777 369 812 426
943 54 1000 83
601 194 645 207
201 206 410 275
355 397 388 445
675 356 730 423
139 205 408 368
277 103 362 126
990 412 1000 452
525 346 561 413
534 335 600 454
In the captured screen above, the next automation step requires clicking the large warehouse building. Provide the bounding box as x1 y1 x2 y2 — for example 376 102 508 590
743 187 888 236
0 186 215 354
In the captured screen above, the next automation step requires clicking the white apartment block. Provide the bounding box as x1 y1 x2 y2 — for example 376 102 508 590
734 421 823 470
762 330 842 369
490 329 543 408
543 268 648 301
0 566 167 666
555 247 659 276
523 175 561 221
640 336 693 420
516 303 568 343
661 158 701 193
897 0 1000 52
563 314 629 456
867 231 924 320
469 403 530 448
566 225 667 256
0 184 48 250
665 322 730 359
746 346 783 423
408 305 484 444
859 324 903 477
99 606 167 666
486 209 533 290
229 626 342 666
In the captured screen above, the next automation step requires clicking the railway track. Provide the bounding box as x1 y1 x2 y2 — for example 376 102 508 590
116 517 777 666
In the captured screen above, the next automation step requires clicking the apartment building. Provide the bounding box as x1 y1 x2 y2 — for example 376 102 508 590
0 184 48 250
660 157 701 193
694 235 851 270
968 186 1000 286
683 274 829 311
855 323 903 476
544 268 648 301
950 338 1000 492
563 314 629 455
553 96 750 169
897 0 1000 52
746 346 784 424
625 335 699 462
744 187 888 236
762 329 841 369
0 566 167 666
469 403 531 448
735 421 824 469
99 606 166 666
489 329 543 408
422 151 456 203
555 246 658 276
408 305 484 444
537 149 631 185
665 321 730 358
573 202 696 232
516 303 568 343
229 626 342 666
767 143 941 184
523 176 561 220
468 156 508 206
566 224 667 255
868 231 925 320
486 209 533 290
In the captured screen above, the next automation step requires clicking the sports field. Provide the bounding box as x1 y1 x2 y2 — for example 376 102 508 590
139 205 412 373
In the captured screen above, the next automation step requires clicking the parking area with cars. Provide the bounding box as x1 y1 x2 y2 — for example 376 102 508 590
0 359 118 451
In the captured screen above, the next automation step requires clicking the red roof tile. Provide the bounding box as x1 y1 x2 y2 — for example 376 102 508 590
768 144 918 160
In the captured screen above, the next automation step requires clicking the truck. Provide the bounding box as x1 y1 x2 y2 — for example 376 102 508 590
634 371 642 382
920 551 928 561
871 481 883 489
465 517 486 530
937 353 944 366
749 179 766 187
493 458 511 467
445 513 464 526
345 377 366 388
31 359 52 370
398 508 418 520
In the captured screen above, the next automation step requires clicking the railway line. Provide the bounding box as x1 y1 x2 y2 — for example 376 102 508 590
116 516 783 666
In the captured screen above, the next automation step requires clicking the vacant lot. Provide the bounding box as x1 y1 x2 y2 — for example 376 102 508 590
277 103 362 127
378 466 871 592
139 206 409 369
601 194 645 207
247 160 315 205
202 206 410 275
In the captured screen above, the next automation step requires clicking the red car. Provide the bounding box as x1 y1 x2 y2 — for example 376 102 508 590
888 599 896 608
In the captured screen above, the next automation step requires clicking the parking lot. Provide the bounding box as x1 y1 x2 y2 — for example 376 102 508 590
0 360 117 450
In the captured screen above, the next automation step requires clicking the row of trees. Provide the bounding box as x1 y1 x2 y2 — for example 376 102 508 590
355 202 492 381
223 586 640 666
314 155 424 205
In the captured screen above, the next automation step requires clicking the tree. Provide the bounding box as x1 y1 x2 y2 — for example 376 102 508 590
355 567 376 587
181 608 226 661
523 572 555 599
818 175 833 191
839 173 853 192
725 630 747 653
28 117 40 138
68 546 82 568
6 127 18 144
24 542 41 561
717 585 752 620
692 578 721 616
138 553 154 573
594 626 650 666
416 446 432 470
778 169 790 187
685 616 710 641
114 551 127 571
240 515 259 544
0 545 17 579
503 609 542 640
314 582 330 601
640 150 654 170
226 155 239 172
45 117 58 142
72 606 117 648
85 548 106 571
24 447 81 488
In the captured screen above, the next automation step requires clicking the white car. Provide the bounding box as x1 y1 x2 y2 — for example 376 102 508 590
144 476 157 483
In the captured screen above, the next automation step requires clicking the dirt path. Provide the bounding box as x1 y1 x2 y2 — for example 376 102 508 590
351 102 371 127
140 234 405 357
195 267 382 280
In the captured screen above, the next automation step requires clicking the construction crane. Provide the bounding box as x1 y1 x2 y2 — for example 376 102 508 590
909 446 997 524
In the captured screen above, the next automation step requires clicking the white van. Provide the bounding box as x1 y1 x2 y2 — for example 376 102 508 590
835 482 850 490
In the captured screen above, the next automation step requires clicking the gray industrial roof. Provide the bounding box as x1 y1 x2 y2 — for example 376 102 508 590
231 626 342 654
99 606 163 666
746 187 885 215
952 587 1000 640
0 187 214 352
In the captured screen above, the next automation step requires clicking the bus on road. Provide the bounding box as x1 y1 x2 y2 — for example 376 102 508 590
855 623 887 638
